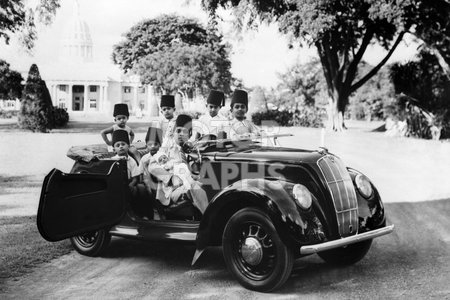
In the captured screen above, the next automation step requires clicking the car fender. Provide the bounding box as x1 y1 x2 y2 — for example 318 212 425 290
347 167 386 229
196 178 317 252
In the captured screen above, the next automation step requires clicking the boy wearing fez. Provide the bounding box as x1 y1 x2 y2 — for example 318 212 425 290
157 95 177 140
197 90 228 138
139 126 164 219
101 103 135 146
228 89 261 140
149 114 209 214
111 130 141 194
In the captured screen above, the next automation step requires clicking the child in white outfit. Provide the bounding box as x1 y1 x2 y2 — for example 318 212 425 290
152 151 195 202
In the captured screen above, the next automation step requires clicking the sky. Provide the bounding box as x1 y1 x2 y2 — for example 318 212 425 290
0 0 419 88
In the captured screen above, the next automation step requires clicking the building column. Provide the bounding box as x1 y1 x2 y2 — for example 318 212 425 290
133 85 138 115
68 84 73 112
84 84 89 111
53 85 57 106
99 84 104 112
104 85 109 115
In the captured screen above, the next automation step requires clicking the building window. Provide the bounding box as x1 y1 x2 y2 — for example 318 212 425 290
90 99 97 108
73 86 84 93
138 87 145 93
58 101 66 109
123 86 131 93
59 85 66 92
90 86 97 92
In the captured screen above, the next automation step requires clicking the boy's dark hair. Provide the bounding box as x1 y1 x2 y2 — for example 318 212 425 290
175 114 193 130
112 129 130 146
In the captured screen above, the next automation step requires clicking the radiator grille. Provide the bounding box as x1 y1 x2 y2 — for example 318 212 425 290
317 155 358 237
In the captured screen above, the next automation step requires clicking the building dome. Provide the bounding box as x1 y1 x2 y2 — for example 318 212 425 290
61 0 93 62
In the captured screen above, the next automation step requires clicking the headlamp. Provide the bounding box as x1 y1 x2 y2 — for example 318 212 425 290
292 184 312 210
355 174 373 199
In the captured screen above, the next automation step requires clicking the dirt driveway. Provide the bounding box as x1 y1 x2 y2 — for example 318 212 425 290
1 200 449 299
0 122 449 298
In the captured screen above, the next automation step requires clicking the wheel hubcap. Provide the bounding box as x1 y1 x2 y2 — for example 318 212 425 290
241 237 263 266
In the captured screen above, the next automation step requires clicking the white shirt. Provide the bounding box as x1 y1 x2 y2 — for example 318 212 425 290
111 155 141 179
228 118 261 140
157 116 176 141
197 113 228 136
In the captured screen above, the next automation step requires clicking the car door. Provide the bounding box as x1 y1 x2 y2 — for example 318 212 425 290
37 160 128 242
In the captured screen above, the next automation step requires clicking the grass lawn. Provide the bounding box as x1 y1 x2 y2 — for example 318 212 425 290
0 215 72 288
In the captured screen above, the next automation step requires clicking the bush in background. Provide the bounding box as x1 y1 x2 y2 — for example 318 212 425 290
18 64 54 132
53 107 69 127
252 106 325 128
0 110 19 119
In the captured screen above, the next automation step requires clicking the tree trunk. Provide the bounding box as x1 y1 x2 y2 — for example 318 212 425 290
328 91 349 131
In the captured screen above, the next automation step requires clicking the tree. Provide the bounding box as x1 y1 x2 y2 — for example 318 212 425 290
390 51 450 112
1 0 60 50
348 62 395 121
389 50 450 138
0 59 23 99
112 14 232 97
277 58 326 109
409 0 450 80
202 0 448 130
18 64 54 132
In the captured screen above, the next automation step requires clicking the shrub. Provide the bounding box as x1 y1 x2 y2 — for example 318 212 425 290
0 110 19 119
294 106 326 128
252 106 325 128
53 107 69 127
17 64 54 132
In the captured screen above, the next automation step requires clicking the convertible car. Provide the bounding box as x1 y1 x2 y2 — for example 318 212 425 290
37 135 394 292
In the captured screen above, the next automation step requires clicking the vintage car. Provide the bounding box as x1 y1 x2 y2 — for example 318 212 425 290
37 135 394 292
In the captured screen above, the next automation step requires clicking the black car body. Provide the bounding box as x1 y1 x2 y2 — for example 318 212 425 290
37 138 394 292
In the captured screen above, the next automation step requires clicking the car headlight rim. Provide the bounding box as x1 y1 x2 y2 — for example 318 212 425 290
292 184 312 210
355 174 373 199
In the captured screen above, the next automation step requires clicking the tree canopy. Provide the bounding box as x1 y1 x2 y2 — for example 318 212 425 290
0 0 60 50
112 14 232 95
0 59 24 99
202 0 450 129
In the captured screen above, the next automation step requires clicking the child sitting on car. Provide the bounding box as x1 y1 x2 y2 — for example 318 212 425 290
111 130 141 195
101 103 135 146
152 151 196 203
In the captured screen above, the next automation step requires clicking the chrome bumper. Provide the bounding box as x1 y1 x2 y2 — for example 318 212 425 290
300 225 394 255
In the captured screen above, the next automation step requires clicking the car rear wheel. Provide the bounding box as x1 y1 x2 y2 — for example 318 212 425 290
70 229 111 257
222 207 294 292
317 239 372 265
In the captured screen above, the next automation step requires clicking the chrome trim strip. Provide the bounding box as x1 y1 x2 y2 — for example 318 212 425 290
317 155 359 237
300 225 394 255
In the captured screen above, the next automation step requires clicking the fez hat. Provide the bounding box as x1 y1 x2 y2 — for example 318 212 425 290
207 90 225 107
230 89 248 108
113 103 129 117
175 114 193 130
112 129 130 146
145 126 163 145
160 95 175 108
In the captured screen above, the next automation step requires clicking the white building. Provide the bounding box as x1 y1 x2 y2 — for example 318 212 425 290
39 0 159 120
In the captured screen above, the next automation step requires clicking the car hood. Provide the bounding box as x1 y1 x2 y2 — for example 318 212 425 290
212 146 325 165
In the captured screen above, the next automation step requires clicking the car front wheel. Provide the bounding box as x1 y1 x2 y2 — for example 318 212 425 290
70 229 111 257
222 207 294 292
317 239 372 265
